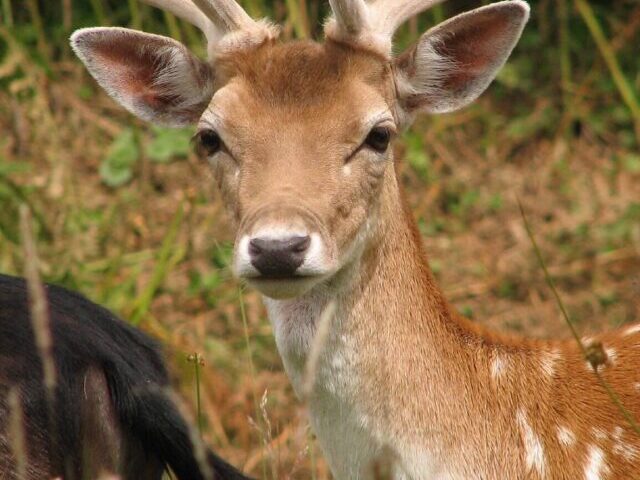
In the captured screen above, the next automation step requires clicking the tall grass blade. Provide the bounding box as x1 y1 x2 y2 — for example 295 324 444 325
25 0 50 60
167 388 214 480
238 286 268 478
558 0 573 128
89 0 109 26
163 11 182 42
128 0 142 30
2 0 13 27
188 352 205 435
19 206 56 394
130 203 185 326
575 0 640 143
301 301 336 400
518 199 640 437
285 0 308 38
19 205 62 467
8 388 27 480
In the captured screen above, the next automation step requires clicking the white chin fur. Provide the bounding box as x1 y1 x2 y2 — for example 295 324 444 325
245 276 323 300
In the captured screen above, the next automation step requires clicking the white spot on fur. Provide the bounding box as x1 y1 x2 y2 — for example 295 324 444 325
556 425 575 447
623 324 640 336
541 349 561 378
343 164 352 176
516 409 546 476
491 355 507 380
612 426 623 441
584 445 609 480
613 442 638 462
592 428 608 442
605 348 617 365
612 426 639 461
635 382 640 392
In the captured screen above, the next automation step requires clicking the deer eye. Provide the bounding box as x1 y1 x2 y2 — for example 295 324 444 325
194 129 222 157
364 126 391 153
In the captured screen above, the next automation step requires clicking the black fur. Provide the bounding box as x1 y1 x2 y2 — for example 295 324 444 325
0 274 252 480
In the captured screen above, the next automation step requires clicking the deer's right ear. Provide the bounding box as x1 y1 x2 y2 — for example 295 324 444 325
71 28 214 127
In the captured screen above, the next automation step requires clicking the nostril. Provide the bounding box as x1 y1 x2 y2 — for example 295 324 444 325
248 239 263 256
290 235 311 253
248 235 311 277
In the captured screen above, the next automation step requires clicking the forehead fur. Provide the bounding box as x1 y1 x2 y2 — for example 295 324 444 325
214 39 391 106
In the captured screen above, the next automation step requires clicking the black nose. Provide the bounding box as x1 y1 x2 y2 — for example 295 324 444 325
249 235 311 278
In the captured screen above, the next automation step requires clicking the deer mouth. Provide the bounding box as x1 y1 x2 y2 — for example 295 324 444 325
244 274 325 299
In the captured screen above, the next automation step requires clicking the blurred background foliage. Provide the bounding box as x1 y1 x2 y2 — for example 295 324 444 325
0 0 639 478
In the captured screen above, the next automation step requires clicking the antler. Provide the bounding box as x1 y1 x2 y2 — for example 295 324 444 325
141 0 278 56
326 0 446 55
191 0 255 32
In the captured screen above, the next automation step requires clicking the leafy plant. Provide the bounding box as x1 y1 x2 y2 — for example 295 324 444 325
145 126 193 163
403 130 432 182
99 128 139 187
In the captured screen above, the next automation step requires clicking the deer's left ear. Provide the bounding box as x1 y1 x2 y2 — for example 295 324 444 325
71 27 214 127
394 0 529 117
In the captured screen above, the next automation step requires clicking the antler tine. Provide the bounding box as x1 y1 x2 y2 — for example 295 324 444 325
327 0 446 55
328 0 369 35
141 0 278 56
370 0 445 38
141 0 215 39
191 0 256 33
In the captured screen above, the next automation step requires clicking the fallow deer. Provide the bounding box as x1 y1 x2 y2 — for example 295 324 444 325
71 0 640 478
0 274 252 480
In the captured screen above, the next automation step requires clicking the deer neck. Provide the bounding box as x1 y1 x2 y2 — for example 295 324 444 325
262 166 563 478
264 165 490 421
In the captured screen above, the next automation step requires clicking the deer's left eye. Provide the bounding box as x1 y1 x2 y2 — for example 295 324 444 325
364 126 391 153
194 129 222 157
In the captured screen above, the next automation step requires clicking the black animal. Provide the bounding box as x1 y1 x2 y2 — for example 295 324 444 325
0 274 252 480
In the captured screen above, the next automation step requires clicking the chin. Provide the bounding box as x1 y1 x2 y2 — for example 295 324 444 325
244 276 324 300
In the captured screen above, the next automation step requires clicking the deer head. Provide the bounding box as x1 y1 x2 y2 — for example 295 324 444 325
71 0 529 300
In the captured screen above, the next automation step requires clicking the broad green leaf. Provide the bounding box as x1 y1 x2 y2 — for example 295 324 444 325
403 131 431 181
145 127 192 163
100 129 139 187
0 159 31 177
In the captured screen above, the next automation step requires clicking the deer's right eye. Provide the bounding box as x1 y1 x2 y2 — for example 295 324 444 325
195 129 222 157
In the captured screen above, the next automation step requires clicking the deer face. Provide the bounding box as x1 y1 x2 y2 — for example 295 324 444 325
71 0 529 299
198 43 395 298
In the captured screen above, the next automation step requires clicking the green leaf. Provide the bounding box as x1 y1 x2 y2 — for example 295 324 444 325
145 127 192 163
0 159 31 177
622 154 640 173
100 129 139 187
404 131 431 181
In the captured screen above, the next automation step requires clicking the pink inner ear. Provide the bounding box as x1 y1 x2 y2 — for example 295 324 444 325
435 12 513 93
90 35 180 108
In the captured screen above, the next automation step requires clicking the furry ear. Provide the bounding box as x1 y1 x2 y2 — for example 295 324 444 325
395 1 529 116
71 27 214 126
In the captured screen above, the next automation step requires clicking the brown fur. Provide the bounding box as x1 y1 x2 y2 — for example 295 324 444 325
207 39 640 478
72 5 639 476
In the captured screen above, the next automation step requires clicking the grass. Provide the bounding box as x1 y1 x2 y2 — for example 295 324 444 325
1 0 639 478
519 199 640 437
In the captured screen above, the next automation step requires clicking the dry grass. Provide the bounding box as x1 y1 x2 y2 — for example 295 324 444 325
1 1 639 478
